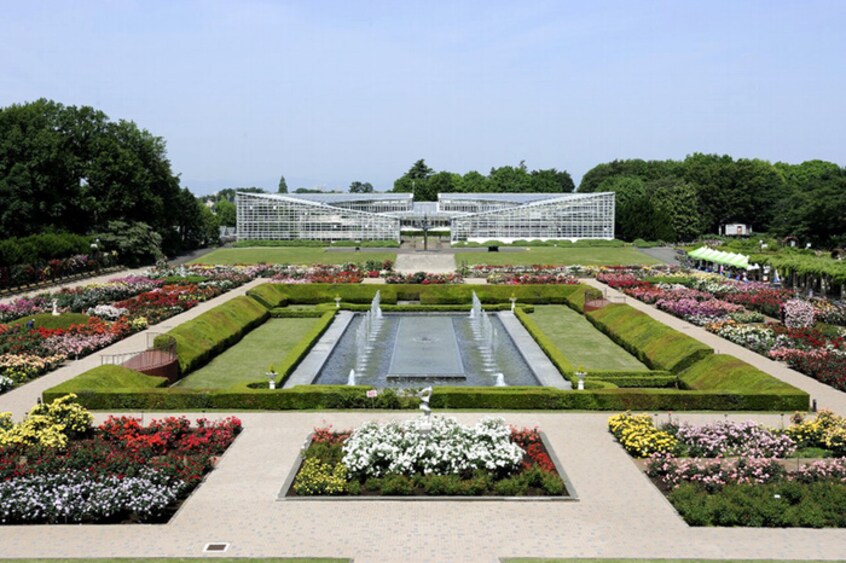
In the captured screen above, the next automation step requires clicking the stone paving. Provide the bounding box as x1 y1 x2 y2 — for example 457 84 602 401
2 275 846 561
394 253 457 274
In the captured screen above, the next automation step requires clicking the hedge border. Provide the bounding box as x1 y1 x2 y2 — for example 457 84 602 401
44 384 808 412
586 304 713 373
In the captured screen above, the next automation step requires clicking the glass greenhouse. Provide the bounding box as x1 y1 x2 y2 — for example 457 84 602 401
235 191 615 243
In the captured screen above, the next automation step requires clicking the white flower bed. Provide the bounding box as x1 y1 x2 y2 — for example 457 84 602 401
0 469 185 524
341 416 524 478
86 304 129 320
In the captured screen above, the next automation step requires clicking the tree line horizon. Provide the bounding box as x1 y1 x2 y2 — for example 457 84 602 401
2 99 844 253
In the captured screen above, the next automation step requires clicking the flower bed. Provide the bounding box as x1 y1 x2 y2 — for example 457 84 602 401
286 417 570 498
486 273 578 285
609 411 846 527
270 262 394 284
0 395 241 524
0 266 264 395
383 272 463 284
596 269 846 391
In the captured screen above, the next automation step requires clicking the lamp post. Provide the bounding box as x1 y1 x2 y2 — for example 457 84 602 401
422 214 431 251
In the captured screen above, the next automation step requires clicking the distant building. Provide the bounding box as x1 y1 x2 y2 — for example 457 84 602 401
722 223 752 236
235 191 615 244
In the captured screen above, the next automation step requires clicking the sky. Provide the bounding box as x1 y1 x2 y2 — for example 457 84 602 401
1 1 844 195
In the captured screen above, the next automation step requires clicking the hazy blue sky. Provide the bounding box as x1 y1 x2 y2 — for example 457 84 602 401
2 1 844 194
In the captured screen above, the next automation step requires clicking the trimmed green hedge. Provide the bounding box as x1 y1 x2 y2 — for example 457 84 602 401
270 308 327 318
153 295 269 374
247 284 401 308
47 384 808 412
44 365 166 401
514 308 576 377
247 283 581 308
274 311 336 385
587 304 713 373
679 354 804 394
563 285 603 314
585 373 678 388
514 307 672 387
417 284 580 305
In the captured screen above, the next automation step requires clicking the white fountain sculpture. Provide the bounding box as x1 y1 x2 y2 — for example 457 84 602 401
347 369 356 386
494 372 507 387
418 386 433 433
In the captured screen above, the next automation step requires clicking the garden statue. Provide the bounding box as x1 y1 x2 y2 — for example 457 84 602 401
418 386 433 432
51 299 59 317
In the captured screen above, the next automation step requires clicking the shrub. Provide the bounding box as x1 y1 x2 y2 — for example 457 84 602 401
379 474 415 496
668 481 846 528
587 303 713 373
153 296 268 374
679 354 804 397
292 458 348 495
607 412 677 457
0 394 92 448
46 366 167 397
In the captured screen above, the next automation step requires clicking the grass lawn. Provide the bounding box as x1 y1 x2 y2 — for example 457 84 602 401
10 312 91 329
190 247 396 265
530 306 649 371
457 247 662 266
503 560 840 563
175 318 320 388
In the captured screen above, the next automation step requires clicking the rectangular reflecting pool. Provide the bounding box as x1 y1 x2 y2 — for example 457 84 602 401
313 313 540 387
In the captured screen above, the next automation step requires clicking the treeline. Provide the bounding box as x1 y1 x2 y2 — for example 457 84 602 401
0 233 92 268
0 99 219 263
579 155 846 246
392 159 575 201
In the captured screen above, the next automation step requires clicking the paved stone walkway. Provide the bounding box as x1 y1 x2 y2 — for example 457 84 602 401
0 411 844 562
584 279 846 414
394 253 456 274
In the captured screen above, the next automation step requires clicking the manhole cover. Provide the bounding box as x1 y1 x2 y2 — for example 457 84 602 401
204 543 230 553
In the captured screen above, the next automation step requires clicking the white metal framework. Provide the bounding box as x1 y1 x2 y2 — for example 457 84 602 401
235 192 614 243
236 193 400 242
449 192 615 243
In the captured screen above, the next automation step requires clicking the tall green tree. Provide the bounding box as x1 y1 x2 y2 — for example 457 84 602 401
530 168 575 192
393 158 435 200
278 175 288 193
488 162 532 192
596 176 648 240
461 170 489 192
215 199 237 227
648 177 702 242
771 161 846 246
0 99 187 254
349 181 374 193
